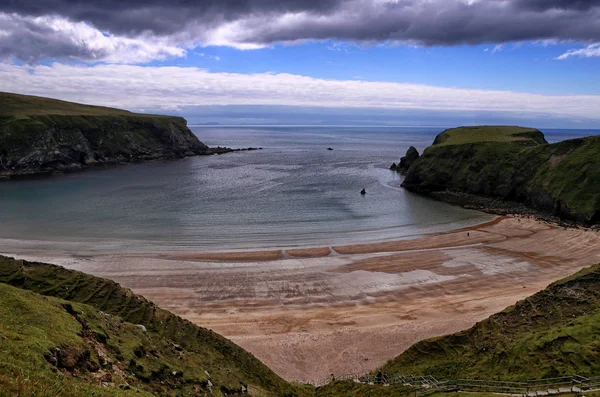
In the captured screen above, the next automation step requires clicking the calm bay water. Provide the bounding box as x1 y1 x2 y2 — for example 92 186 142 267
0 126 597 252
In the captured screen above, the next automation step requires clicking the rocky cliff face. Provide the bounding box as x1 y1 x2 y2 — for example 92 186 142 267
0 115 211 178
391 146 420 173
401 127 600 226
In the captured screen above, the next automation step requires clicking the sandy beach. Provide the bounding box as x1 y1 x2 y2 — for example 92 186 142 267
4 216 600 384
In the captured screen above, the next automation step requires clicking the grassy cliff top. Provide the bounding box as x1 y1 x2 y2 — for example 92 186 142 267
432 126 547 147
381 263 600 380
0 92 159 118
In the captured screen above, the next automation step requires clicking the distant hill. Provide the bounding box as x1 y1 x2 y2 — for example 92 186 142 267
381 263 600 380
0 92 137 117
431 125 547 147
401 125 600 225
0 255 306 397
0 92 218 179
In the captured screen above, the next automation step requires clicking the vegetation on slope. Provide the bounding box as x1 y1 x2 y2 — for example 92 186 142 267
0 255 306 397
0 92 210 178
0 92 138 117
381 263 600 380
401 126 600 225
314 380 413 397
431 126 547 147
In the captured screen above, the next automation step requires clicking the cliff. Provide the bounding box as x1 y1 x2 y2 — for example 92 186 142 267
0 92 216 179
401 126 600 225
381 263 600 380
0 255 306 397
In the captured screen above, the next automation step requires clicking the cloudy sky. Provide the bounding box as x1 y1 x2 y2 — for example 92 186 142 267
1 0 599 127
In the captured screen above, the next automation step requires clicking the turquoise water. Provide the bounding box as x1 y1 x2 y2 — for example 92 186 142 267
0 126 596 252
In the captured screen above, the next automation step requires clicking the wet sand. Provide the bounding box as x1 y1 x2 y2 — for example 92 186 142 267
5 216 600 384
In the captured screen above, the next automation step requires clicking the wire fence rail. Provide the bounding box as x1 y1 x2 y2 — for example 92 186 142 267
314 373 600 396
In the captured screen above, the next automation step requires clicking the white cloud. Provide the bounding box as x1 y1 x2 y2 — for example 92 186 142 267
557 43 600 60
0 13 185 63
0 62 599 121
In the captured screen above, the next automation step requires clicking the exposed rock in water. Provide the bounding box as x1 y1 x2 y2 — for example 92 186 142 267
396 146 420 173
327 147 334 151
361 188 366 195
389 162 398 170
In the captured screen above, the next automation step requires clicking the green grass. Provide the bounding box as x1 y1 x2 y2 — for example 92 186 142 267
314 380 414 397
426 392 600 397
381 263 600 380
432 126 547 147
516 136 600 223
0 256 308 397
402 126 600 224
0 282 152 397
0 91 142 117
0 92 209 176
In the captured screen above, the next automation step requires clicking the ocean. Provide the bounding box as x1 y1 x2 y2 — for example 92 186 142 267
0 126 597 253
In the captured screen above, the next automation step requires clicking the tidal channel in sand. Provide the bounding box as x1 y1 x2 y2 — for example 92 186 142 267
4 216 600 384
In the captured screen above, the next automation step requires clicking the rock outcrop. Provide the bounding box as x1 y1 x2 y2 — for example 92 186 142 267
0 92 234 179
400 126 600 226
398 146 420 172
391 146 420 173
0 115 216 178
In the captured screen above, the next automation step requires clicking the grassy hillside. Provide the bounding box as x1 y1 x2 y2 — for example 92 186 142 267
402 126 600 225
515 136 600 223
0 92 211 178
0 282 152 397
0 92 137 117
314 381 413 396
432 126 547 147
0 255 305 397
381 263 600 380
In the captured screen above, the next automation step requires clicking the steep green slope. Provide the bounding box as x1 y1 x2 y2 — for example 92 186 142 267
0 92 212 178
0 255 305 397
401 126 600 225
0 282 152 397
381 264 600 380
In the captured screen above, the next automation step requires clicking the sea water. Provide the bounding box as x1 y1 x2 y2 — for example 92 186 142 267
0 126 596 253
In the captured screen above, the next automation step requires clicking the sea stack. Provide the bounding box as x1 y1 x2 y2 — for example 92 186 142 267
360 188 366 195
396 146 420 173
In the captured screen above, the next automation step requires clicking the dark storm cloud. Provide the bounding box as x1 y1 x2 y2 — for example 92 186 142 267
0 0 343 34
1 0 600 63
233 0 600 46
515 0 600 11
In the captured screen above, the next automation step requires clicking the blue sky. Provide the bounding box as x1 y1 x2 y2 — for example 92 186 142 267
0 0 599 128
166 41 600 95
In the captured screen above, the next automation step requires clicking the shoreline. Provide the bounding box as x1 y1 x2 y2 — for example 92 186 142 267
0 211 496 259
3 215 600 383
0 146 262 181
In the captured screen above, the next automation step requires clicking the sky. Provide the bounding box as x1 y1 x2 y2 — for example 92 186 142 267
0 0 599 128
